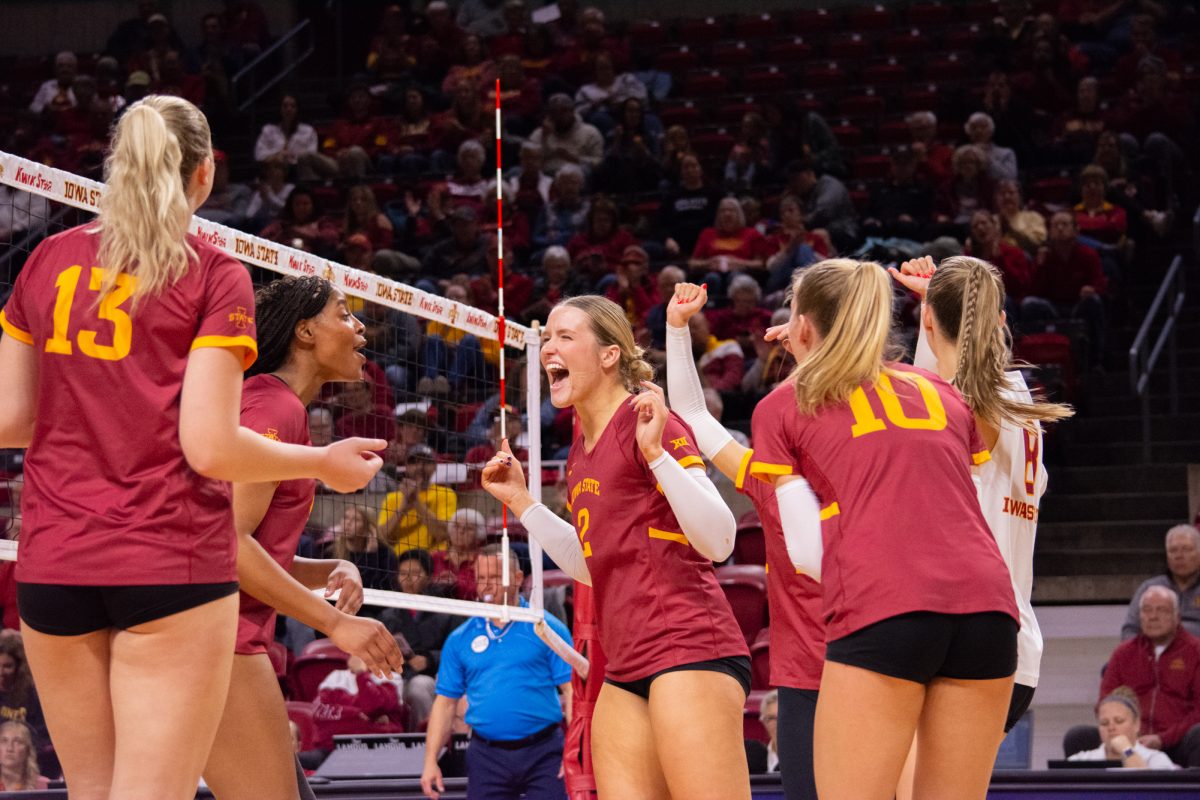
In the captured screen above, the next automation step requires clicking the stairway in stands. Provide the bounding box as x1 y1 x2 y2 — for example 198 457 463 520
1034 261 1199 603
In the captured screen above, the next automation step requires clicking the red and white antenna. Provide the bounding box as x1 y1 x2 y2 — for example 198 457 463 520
495 79 511 613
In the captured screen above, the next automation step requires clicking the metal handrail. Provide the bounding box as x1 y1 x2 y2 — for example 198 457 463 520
1128 255 1186 462
231 18 315 113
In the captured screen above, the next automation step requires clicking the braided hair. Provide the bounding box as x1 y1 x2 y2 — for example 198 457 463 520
246 276 334 376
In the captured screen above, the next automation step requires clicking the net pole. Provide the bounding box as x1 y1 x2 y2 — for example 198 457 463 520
495 79 511 622
526 325 544 613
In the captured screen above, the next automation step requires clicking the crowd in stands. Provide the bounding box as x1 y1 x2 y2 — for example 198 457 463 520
0 0 1198 777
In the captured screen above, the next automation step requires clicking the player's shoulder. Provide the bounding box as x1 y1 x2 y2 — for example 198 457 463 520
25 223 97 268
752 381 799 428
242 373 307 420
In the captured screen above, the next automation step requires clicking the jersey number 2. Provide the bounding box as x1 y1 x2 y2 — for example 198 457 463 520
46 266 135 361
575 508 593 557
848 375 947 438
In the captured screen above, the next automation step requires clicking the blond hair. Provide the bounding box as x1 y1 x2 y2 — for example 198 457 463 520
93 95 212 304
558 295 654 392
0 721 40 790
926 256 1073 430
788 259 900 414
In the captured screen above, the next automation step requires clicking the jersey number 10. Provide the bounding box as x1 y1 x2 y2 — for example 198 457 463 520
848 374 948 438
45 266 136 361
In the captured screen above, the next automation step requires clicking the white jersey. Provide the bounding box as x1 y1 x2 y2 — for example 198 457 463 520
915 328 1045 686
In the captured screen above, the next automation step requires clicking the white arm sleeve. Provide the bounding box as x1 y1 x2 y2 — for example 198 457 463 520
648 451 736 561
519 503 592 585
775 478 823 581
665 323 735 458
914 309 939 373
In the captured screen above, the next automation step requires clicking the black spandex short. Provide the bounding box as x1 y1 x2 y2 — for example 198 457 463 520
17 582 239 636
825 611 1017 684
1006 683 1036 733
605 655 752 700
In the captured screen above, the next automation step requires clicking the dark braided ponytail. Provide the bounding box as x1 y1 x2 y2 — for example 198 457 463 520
246 276 334 376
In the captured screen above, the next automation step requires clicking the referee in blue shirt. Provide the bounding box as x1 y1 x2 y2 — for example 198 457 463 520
421 544 573 800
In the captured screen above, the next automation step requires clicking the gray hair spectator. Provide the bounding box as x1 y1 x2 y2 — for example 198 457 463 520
965 112 1018 182
1122 525 1200 639
744 689 780 774
29 51 77 114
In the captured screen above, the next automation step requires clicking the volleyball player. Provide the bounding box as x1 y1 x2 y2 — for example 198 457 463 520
0 96 384 799
664 282 823 800
888 255 1072 792
202 276 405 800
480 296 752 800
749 259 1019 800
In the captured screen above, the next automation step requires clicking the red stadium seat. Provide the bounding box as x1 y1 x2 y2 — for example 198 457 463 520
733 526 766 566
1028 175 1074 208
791 8 838 35
268 641 290 678
654 45 699 75
837 92 885 117
1013 333 1078 401
286 701 318 751
712 41 756 68
740 65 789 93
312 185 341 211
716 564 768 644
862 60 910 85
849 185 873 214
847 4 896 30
734 12 782 40
679 16 725 44
906 3 956 26
370 182 398 206
942 24 985 50
802 62 849 89
717 99 762 124
793 92 826 114
690 128 736 159
743 689 771 742
289 652 349 701
961 0 1001 22
900 85 942 113
877 118 911 144
764 36 814 64
830 121 864 147
627 20 667 47
682 69 729 97
826 32 871 60
921 53 970 82
659 100 701 128
750 629 771 690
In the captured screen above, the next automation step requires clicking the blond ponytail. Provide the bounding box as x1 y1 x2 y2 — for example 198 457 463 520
789 259 900 414
559 295 655 392
94 95 212 304
927 256 1073 430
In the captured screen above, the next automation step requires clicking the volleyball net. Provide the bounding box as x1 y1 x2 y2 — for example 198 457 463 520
0 150 584 675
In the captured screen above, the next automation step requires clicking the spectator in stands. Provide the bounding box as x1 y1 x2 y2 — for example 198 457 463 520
660 154 722 259
29 51 77 114
1075 164 1129 250
1022 211 1107 366
786 159 860 253
574 51 647 135
430 509 488 600
321 80 392 179
243 158 293 229
0 635 44 748
420 546 572 800
221 0 271 57
594 98 663 194
1013 37 1075 118
567 197 634 278
488 55 542 137
660 124 693 187
105 1 185 65
724 113 776 195
689 310 745 393
441 140 490 214
378 444 456 554
328 506 400 592
457 0 507 38
191 11 244 78
1067 689 1177 769
94 56 126 114
532 165 588 250
122 69 152 107
341 184 394 254
431 79 492 169
1056 76 1107 164
1067 585 1200 766
422 283 495 394
195 150 250 228
153 50 206 108
309 408 334 447
965 112 1018 182
490 1 529 56
128 13 182 86
0 721 48 790
643 265 687 351
260 187 339 256
1113 14 1182 90
441 34 496 99
528 93 604 175
964 210 1033 302
907 111 953 187
709 274 772 359
745 689 779 774
986 0 1037 65
333 377 396 448
522 247 586 324
742 307 796 397
864 149 935 242
604 245 658 329
311 654 405 751
254 94 335 181
422 206 488 286
982 70 1038 164
504 141 551 215
380 548 457 725
1123 525 1200 640
995 179 1047 254
48 75 112 174
390 87 433 176
1107 56 1190 189
387 410 434 470
690 197 768 278
935 145 995 230
779 104 845 179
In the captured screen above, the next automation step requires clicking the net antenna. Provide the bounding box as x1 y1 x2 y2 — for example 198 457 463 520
495 79 511 622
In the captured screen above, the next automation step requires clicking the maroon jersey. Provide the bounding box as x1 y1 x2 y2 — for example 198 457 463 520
235 374 316 655
565 403 748 682
749 365 1017 643
0 225 257 585
734 455 824 690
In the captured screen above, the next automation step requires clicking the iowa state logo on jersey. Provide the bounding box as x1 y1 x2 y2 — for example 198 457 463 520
261 428 280 441
228 306 255 330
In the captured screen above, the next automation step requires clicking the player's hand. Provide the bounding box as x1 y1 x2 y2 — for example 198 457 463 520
632 381 668 462
764 323 792 354
887 255 936 299
328 614 406 679
667 282 707 328
325 560 364 613
421 762 445 800
409 653 429 673
319 438 387 493
481 438 530 510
